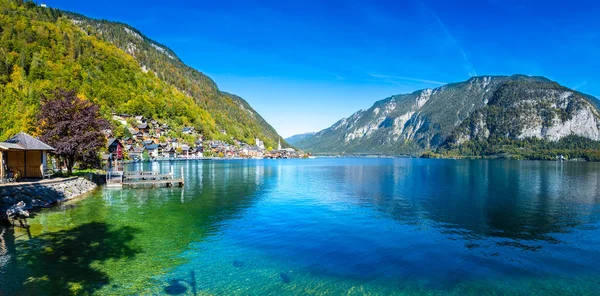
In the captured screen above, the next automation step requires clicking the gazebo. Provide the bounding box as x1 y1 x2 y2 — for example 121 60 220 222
0 132 55 180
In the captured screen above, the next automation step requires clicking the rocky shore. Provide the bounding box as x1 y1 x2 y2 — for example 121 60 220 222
0 178 97 222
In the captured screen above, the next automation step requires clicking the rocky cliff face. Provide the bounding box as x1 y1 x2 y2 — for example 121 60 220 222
445 79 600 147
295 75 600 154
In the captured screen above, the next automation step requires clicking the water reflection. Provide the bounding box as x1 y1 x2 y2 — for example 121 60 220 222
3 159 600 295
333 160 600 244
1 160 276 294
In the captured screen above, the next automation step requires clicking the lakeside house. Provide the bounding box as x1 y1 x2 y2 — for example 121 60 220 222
129 147 145 160
136 123 149 134
181 145 190 158
145 144 161 158
133 131 144 141
107 138 123 160
101 113 305 161
0 132 55 179
163 147 176 159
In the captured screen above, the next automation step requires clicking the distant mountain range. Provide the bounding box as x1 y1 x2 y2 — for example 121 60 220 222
0 0 285 148
285 132 315 145
293 75 600 159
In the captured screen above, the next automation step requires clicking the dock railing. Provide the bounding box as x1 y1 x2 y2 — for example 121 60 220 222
106 166 184 188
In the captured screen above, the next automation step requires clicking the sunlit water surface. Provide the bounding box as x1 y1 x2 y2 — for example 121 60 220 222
1 158 600 295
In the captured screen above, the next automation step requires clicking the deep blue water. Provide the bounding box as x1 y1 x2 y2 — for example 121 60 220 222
2 158 600 295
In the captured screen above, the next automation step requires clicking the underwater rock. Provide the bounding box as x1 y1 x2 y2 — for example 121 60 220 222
233 260 244 267
279 272 291 283
164 280 187 295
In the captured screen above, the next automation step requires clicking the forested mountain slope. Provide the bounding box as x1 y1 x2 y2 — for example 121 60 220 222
0 0 283 147
295 75 600 159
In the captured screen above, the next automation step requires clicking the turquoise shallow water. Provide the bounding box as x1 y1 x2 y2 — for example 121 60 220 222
1 158 600 295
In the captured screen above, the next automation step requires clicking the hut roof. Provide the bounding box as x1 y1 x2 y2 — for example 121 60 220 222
0 132 55 151
107 138 121 148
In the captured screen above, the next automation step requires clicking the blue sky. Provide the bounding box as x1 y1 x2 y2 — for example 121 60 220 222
49 0 599 137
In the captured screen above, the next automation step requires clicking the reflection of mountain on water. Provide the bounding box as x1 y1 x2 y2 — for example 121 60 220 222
337 160 600 243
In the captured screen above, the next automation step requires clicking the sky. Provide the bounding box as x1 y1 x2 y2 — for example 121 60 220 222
48 0 600 137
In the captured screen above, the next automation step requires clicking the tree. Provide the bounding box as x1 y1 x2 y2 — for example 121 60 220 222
38 89 109 174
141 150 149 161
112 123 132 139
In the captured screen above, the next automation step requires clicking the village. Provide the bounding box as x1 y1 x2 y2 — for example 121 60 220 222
105 113 308 162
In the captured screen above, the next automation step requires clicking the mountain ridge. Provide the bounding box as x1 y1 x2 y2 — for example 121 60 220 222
285 132 316 145
295 75 600 158
64 9 289 148
0 0 285 148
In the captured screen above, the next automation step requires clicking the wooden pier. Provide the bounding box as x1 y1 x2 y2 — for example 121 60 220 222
106 167 184 188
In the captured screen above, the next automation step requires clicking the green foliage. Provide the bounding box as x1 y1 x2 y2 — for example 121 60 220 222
438 135 600 161
0 0 284 147
112 122 132 139
64 11 285 148
437 78 600 161
141 150 149 161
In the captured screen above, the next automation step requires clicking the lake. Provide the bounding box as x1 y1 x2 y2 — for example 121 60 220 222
1 158 600 295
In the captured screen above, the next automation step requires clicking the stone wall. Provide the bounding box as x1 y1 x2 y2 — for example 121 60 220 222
0 178 97 221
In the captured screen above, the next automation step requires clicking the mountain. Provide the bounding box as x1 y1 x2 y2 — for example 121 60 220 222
0 0 284 148
285 132 315 145
295 75 600 159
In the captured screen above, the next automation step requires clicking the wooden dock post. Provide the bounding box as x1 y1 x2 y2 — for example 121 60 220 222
181 167 184 184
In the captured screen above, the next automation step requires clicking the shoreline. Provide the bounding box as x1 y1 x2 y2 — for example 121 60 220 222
0 178 98 224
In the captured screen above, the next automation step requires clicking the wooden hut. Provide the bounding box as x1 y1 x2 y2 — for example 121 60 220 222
0 132 55 180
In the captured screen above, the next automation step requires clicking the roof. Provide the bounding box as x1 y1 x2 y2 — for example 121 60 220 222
137 123 148 129
1 132 55 151
107 138 121 148
133 147 146 153
145 144 159 150
0 142 24 150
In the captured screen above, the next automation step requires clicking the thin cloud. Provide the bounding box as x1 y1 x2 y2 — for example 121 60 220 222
429 11 478 77
369 73 446 85
329 73 345 80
